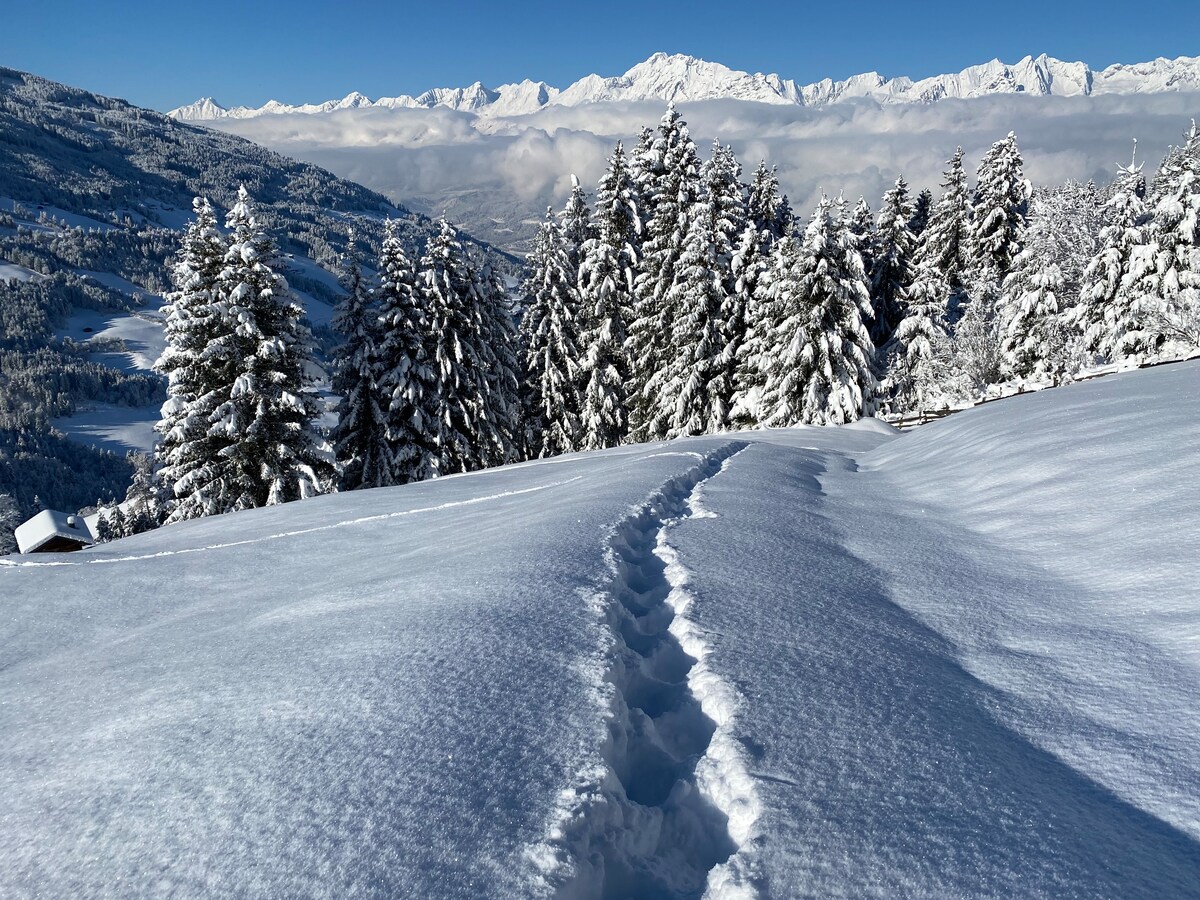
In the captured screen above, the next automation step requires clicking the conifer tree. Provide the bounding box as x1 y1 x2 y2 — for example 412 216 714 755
420 219 482 473
971 132 1031 282
710 144 752 429
729 220 771 427
154 197 227 519
0 492 20 555
122 451 165 535
1122 124 1200 357
921 148 974 317
520 210 583 457
107 505 130 540
628 126 657 220
578 142 640 449
999 218 1068 383
733 164 790 425
559 175 594 277
330 232 391 490
1071 154 1148 358
627 105 702 440
92 506 115 544
888 260 951 411
474 258 523 466
869 177 916 347
848 197 877 294
376 219 440 484
909 188 934 238
760 197 878 425
420 218 519 472
658 142 745 436
747 161 793 240
181 186 334 514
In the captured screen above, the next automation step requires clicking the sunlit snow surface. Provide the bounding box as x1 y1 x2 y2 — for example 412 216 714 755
2 362 1198 897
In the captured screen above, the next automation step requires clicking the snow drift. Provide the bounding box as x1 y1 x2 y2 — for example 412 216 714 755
2 361 1198 897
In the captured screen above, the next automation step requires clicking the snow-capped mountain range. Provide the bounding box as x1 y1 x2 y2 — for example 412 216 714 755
169 51 1200 121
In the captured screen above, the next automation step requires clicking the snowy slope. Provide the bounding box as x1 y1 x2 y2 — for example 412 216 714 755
3 363 1199 897
168 51 1200 121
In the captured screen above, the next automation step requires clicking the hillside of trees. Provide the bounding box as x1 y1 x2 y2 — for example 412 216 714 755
0 66 518 549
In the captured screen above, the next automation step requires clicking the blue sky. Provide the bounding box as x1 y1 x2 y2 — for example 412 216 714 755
2 0 1197 111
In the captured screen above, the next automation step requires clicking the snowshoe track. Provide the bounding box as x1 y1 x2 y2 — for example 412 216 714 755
549 441 752 899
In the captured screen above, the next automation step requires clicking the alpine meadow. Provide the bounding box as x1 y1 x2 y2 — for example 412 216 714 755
2 9 1199 898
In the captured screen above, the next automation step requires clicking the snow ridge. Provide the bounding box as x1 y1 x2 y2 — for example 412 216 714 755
0 475 583 568
535 441 756 898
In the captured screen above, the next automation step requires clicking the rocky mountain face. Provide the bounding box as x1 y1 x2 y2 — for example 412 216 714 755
169 51 1200 121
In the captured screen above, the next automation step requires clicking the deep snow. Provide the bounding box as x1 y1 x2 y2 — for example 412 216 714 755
2 362 1198 898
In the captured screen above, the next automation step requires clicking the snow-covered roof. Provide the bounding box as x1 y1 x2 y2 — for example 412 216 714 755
14 509 94 554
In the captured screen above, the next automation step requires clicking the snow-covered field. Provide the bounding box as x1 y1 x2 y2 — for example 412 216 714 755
0 261 43 282
2 362 1198 898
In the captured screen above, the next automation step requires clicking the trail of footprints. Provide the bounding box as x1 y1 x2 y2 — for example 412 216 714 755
585 442 747 899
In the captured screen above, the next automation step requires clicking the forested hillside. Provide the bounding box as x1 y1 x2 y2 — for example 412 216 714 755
0 66 514 544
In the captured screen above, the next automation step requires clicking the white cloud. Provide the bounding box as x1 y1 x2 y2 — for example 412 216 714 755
205 93 1200 253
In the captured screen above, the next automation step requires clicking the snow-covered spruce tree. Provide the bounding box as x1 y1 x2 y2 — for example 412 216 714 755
971 132 1031 283
656 141 747 437
190 186 334 513
998 203 1069 384
628 126 657 204
0 491 19 555
922 148 974 319
559 175 594 277
737 222 791 427
909 188 934 238
474 258 522 467
420 218 520 472
520 210 583 457
848 196 876 284
419 219 483 473
154 196 228 520
729 218 772 427
760 197 878 425
627 105 702 440
105 506 129 541
578 142 640 449
747 161 794 241
330 232 392 490
733 166 797 427
869 177 916 347
1122 124 1200 358
1072 154 1148 359
121 451 166 535
887 259 951 412
710 144 753 430
374 220 439 483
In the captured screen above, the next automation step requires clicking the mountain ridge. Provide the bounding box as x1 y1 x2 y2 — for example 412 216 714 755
168 51 1200 121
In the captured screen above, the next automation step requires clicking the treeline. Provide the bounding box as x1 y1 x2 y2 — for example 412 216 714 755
522 108 1200 448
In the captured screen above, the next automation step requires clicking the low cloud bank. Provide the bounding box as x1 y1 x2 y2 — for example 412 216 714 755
211 93 1200 254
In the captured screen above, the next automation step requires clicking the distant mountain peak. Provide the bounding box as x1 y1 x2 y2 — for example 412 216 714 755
167 51 1200 122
